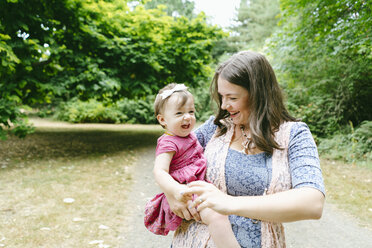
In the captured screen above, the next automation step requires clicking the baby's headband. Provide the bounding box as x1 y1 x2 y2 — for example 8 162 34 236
159 84 188 100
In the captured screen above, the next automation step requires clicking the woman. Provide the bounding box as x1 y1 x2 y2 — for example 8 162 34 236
160 51 325 248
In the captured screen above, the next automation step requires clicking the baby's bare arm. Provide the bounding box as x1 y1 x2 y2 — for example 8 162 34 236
153 152 199 220
199 208 240 248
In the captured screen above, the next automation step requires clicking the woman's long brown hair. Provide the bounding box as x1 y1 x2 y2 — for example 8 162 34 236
211 51 297 155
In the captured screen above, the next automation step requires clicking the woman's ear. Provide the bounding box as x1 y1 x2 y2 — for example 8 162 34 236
157 114 166 127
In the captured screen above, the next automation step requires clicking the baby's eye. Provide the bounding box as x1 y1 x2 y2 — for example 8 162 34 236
176 112 183 115
189 110 195 114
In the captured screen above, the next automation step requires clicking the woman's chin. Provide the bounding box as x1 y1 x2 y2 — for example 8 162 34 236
230 116 241 125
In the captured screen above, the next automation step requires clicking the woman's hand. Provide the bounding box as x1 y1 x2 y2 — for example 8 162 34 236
184 181 233 215
165 184 201 221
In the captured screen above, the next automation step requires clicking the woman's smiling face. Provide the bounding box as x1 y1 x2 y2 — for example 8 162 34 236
217 77 250 127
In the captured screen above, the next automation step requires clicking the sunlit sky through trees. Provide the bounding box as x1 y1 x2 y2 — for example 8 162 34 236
192 0 240 28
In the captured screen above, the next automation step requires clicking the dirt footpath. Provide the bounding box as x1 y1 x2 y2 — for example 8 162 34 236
119 146 173 248
119 147 372 248
285 204 372 248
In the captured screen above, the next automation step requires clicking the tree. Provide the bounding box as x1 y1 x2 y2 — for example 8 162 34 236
267 0 372 136
230 0 280 50
144 0 196 19
0 0 225 139
0 0 80 139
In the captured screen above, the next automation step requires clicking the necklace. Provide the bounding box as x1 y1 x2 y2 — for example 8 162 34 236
240 125 255 154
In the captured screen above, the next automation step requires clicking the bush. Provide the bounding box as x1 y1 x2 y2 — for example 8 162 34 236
318 121 372 167
0 99 34 140
55 97 157 124
287 97 342 138
190 83 215 122
352 121 372 157
55 99 126 124
116 96 157 124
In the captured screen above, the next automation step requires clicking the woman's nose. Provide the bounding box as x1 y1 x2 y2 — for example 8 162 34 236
221 100 227 110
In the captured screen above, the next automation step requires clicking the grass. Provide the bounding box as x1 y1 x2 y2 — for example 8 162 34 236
321 159 372 229
0 120 163 248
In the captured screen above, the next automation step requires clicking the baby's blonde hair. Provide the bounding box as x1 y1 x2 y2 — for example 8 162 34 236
154 83 193 127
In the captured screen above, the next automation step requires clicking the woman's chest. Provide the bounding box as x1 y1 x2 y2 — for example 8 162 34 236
225 150 272 196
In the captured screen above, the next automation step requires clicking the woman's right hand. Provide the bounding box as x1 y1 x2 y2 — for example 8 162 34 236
165 185 201 221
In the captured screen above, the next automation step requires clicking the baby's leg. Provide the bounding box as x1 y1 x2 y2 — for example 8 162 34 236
200 208 240 248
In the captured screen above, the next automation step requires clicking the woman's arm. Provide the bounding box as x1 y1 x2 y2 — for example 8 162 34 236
228 187 324 222
186 181 324 223
153 152 200 221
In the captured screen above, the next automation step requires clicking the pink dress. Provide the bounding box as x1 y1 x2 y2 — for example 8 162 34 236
144 133 207 235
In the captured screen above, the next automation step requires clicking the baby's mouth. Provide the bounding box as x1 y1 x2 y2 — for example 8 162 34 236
181 124 190 129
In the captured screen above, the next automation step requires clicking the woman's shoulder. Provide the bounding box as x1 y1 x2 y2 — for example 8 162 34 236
194 116 218 148
287 121 313 140
195 115 217 133
286 121 318 153
204 115 216 125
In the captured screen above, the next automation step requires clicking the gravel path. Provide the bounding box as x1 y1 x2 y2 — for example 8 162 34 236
119 146 173 248
119 146 372 248
285 204 372 248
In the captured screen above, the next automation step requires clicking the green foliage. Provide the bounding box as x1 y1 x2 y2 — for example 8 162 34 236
35 104 56 118
50 1 224 100
352 121 372 157
0 99 34 140
0 33 20 76
287 100 341 142
267 0 372 136
210 37 239 63
0 0 82 138
55 99 127 124
53 85 215 125
318 121 372 166
116 97 157 124
0 0 225 138
145 0 196 19
189 83 215 122
55 97 156 124
230 0 280 50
